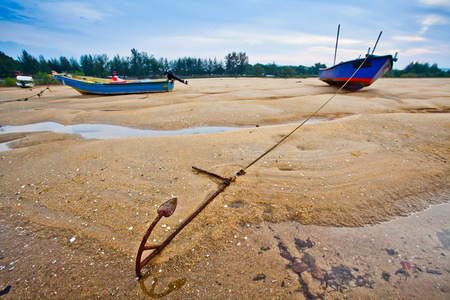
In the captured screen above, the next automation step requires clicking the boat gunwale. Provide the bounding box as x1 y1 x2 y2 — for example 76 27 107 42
319 54 394 72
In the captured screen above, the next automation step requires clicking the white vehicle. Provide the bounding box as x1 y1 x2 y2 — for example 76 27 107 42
16 75 35 88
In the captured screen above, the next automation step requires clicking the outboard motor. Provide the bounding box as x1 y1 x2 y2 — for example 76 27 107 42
165 70 188 85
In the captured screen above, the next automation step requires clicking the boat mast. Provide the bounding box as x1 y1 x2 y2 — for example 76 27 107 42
333 24 340 66
371 31 382 55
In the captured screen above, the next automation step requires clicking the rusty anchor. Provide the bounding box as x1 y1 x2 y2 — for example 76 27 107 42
135 49 365 277
135 166 235 277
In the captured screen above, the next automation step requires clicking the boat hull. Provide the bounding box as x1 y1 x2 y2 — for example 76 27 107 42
319 55 394 91
53 74 174 95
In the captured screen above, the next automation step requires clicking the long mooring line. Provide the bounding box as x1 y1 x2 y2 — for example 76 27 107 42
135 54 371 277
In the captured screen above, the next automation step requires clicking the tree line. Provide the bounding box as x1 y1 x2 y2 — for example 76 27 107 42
0 49 247 79
384 61 449 78
1 49 449 84
0 49 330 81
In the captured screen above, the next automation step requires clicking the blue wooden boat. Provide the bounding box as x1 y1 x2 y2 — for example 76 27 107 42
319 54 396 91
52 70 187 95
320 26 397 91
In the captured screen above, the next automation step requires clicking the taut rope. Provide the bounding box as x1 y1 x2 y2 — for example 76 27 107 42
237 55 370 175
136 55 371 277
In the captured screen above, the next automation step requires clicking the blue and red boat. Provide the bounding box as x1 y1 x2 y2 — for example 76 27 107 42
320 26 397 91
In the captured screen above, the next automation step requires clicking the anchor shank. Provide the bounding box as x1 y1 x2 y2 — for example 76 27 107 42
161 182 230 248
192 166 230 182
152 182 230 254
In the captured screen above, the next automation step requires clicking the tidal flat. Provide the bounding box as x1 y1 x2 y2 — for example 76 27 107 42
0 78 449 299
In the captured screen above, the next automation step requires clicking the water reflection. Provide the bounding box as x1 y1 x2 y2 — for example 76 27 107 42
0 118 325 151
0 122 242 139
139 273 186 298
0 122 245 151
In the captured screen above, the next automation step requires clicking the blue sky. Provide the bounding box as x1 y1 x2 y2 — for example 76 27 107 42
1 0 449 69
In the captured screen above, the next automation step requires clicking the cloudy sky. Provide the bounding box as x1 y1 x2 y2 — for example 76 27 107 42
1 0 449 69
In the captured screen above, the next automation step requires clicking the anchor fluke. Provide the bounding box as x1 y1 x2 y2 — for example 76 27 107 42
157 197 177 217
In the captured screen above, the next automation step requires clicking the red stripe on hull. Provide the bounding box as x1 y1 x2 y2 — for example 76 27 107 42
322 77 374 84
320 77 375 91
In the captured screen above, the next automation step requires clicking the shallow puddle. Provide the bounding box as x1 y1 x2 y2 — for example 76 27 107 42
0 118 325 151
0 122 242 139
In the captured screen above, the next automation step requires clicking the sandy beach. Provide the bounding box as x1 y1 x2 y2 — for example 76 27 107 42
0 77 449 299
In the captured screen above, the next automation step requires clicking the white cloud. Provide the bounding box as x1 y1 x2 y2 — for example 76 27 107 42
7 0 114 31
0 19 111 58
417 0 450 9
0 21 57 47
38 1 113 29
392 35 427 42
418 14 449 34
401 47 441 56
171 28 360 48
251 51 331 66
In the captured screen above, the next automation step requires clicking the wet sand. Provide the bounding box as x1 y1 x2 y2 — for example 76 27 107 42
0 78 449 299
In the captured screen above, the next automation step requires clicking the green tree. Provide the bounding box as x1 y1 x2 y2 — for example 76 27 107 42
0 51 17 77
59 56 71 72
159 58 169 72
38 55 51 73
2 77 16 86
80 54 95 76
307 62 326 75
212 57 224 74
238 52 249 75
225 52 238 75
18 50 40 75
35 71 54 85
281 66 296 78
93 54 109 77
397 62 447 77
296 65 307 76
109 54 130 76
251 64 265 77
194 58 204 75
225 52 249 75
145 54 163 77
265 63 279 77
130 48 146 77
70 57 81 73
47 58 61 72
